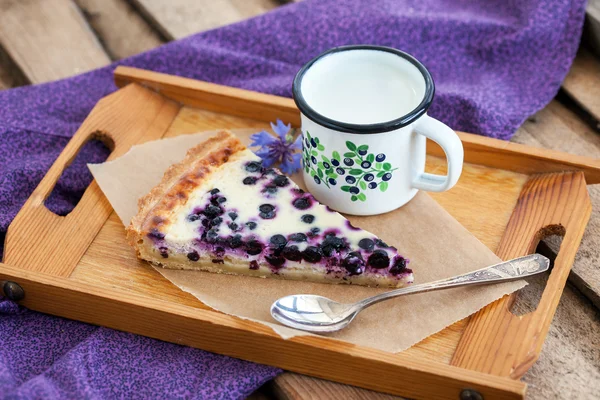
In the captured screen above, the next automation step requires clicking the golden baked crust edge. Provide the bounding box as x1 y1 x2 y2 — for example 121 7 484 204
126 130 246 252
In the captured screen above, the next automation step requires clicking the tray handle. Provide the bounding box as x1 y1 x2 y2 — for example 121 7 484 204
451 171 591 378
3 84 180 277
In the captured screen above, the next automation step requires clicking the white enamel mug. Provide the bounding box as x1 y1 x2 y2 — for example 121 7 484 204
292 45 463 216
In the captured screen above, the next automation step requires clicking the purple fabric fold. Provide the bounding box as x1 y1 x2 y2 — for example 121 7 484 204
0 0 585 398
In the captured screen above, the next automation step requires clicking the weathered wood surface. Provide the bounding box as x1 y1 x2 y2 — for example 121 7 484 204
0 0 110 83
74 0 164 60
130 0 282 40
562 48 600 124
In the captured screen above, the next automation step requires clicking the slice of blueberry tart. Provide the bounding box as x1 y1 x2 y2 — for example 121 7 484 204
127 131 413 287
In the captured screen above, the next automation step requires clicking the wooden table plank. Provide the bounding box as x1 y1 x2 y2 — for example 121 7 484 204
0 0 110 84
130 0 281 40
562 49 600 124
74 0 164 60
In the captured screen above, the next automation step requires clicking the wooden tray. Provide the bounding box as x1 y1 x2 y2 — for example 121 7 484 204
2 66 599 399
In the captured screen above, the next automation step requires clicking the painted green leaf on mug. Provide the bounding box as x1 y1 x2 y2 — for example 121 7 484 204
357 193 367 201
346 141 357 151
344 152 355 158
359 181 367 190
383 162 392 171
376 162 382 169
317 169 324 178
367 154 374 163
380 182 389 192
349 169 363 176
317 144 325 151
377 171 386 178
351 195 358 202
341 185 351 192
358 144 369 152
332 151 341 161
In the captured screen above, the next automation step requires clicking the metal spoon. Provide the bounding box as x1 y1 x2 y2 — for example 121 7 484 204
270 254 549 333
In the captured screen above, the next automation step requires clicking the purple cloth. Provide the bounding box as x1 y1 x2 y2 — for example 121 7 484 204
0 0 585 398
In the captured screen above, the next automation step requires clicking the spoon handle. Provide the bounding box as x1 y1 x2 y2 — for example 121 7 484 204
358 254 549 310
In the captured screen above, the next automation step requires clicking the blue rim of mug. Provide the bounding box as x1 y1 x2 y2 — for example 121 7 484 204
292 45 435 134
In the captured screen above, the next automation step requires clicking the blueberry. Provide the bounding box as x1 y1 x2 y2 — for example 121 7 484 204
361 161 371 169
363 173 374 182
343 158 354 166
310 227 321 235
249 260 260 270
289 233 307 242
187 214 201 222
246 221 257 230
273 175 289 187
262 184 278 194
228 212 238 221
328 178 336 186
311 156 317 165
218 197 226 204
187 251 200 261
270 234 288 249
205 228 219 243
375 238 390 248
323 162 330 169
358 149 368 156
349 187 360 194
320 235 346 256
262 168 276 176
301 214 315 224
376 154 386 162
265 254 285 268
228 234 243 248
260 211 275 219
228 222 238 231
243 176 257 185
382 173 392 181
305 137 310 147
342 251 365 275
148 229 165 241
331 159 340 166
259 204 275 213
358 238 375 251
245 240 263 255
368 182 377 189
389 256 407 275
245 161 262 173
282 245 302 261
203 205 222 219
293 197 311 210
211 216 223 227
210 188 220 195
310 138 317 148
314 176 321 184
303 246 323 262
201 219 211 228
368 250 390 268
345 176 356 184
336 167 345 175
159 246 168 258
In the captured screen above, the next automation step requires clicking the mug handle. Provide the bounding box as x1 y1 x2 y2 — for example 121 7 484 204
412 115 464 192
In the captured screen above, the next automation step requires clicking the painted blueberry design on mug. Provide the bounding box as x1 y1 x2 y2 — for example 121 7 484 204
302 131 397 202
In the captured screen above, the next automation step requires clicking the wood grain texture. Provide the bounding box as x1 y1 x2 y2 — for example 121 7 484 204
114 67 600 184
74 0 164 60
562 48 600 122
513 101 600 309
451 172 592 378
130 0 280 40
0 262 526 400
0 0 110 83
3 84 180 276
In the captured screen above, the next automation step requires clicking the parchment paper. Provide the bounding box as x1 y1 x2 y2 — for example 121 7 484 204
89 130 526 353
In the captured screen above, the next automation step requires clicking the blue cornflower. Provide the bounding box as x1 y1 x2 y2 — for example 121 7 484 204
249 120 302 175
